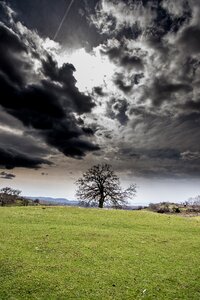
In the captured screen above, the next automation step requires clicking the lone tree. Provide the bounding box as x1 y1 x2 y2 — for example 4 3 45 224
75 164 136 208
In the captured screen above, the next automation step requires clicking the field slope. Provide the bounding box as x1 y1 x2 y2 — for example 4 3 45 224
0 207 200 299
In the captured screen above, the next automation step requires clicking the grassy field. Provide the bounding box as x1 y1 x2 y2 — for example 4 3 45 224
0 207 200 300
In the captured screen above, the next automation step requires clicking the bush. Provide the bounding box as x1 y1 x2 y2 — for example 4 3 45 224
187 206 200 213
157 206 170 214
148 203 160 212
148 202 176 214
172 206 180 213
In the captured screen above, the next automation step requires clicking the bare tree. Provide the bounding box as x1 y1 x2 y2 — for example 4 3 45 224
75 164 136 208
185 195 200 207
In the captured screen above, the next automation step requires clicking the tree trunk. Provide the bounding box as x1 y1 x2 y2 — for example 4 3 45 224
98 197 104 208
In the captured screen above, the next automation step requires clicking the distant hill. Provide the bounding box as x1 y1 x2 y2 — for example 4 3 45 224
26 196 78 206
25 197 145 209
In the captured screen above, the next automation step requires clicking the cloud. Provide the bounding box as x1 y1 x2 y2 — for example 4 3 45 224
143 76 193 106
0 22 28 86
106 98 129 125
178 25 200 54
1 1 200 178
121 147 181 161
176 100 200 112
0 171 16 180
181 151 200 161
8 0 102 50
86 0 200 178
0 147 50 170
0 3 99 168
113 73 133 94
42 55 96 114
161 0 190 18
100 38 144 71
93 86 106 96
0 115 53 169
91 0 191 44
41 172 48 176
90 0 157 35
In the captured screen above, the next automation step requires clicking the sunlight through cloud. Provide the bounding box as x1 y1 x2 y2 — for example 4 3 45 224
57 47 115 92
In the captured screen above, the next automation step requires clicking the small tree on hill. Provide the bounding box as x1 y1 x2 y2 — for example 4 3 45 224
75 164 136 208
186 195 200 206
0 187 21 206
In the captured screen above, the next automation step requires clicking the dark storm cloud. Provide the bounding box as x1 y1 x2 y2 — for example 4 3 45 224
178 25 200 54
0 3 17 32
0 171 16 180
0 63 98 159
176 100 200 112
0 22 29 86
129 108 200 152
117 144 200 178
0 109 24 130
0 130 51 158
0 3 99 168
120 108 200 177
1 0 200 179
42 55 95 114
0 129 52 169
0 147 50 170
88 0 200 177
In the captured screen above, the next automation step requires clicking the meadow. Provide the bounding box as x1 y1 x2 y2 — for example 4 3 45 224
0 206 200 299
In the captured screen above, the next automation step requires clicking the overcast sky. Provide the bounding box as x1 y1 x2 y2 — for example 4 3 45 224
0 0 200 204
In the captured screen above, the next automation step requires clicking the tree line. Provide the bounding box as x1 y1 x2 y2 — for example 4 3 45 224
0 187 39 206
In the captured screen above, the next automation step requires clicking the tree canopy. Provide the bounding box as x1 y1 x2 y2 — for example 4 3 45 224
75 164 136 208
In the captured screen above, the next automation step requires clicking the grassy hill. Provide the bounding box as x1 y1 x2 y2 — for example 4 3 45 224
0 207 200 299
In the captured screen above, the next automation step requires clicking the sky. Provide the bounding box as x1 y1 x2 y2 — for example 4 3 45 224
0 0 200 205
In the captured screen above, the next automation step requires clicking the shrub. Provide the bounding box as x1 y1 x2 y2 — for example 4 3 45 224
172 206 180 213
148 202 171 213
148 203 160 212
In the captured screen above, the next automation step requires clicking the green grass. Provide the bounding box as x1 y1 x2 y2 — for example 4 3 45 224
0 207 200 300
